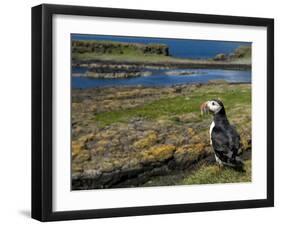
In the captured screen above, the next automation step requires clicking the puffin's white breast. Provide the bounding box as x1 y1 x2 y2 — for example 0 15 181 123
209 121 215 145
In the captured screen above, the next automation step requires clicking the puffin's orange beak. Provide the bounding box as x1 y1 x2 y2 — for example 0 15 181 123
200 101 209 115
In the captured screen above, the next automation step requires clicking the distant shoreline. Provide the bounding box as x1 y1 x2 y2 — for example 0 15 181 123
72 59 251 71
72 41 251 71
72 42 251 79
72 81 252 91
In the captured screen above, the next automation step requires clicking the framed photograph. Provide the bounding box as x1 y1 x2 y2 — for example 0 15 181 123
32 4 274 221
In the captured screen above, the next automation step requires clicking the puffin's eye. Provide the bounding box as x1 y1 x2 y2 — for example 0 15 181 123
212 102 215 106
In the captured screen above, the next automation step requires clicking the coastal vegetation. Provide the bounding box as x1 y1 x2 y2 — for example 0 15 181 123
165 70 201 76
72 40 169 56
214 45 251 64
72 40 251 79
72 83 251 189
71 38 252 189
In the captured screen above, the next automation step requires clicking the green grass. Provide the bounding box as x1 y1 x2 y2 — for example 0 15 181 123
72 52 176 63
73 83 252 187
72 40 172 62
94 86 251 127
143 159 251 187
72 52 250 65
72 41 251 67
72 40 168 55
182 160 251 184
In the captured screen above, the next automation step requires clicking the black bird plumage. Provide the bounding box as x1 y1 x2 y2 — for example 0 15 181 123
201 99 244 171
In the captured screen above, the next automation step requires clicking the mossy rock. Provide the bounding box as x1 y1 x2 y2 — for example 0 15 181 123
84 159 116 173
133 131 158 149
72 141 84 158
165 133 185 146
100 161 116 173
82 169 102 178
72 163 83 173
173 113 200 123
187 143 206 160
187 127 196 136
73 150 91 164
174 143 206 165
78 133 95 143
189 134 202 144
240 136 251 151
93 139 110 153
141 144 176 163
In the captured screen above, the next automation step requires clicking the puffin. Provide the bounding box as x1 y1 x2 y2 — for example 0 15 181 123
200 99 244 171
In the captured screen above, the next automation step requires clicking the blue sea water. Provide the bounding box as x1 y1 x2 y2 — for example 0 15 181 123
71 34 251 88
72 34 251 59
72 67 251 89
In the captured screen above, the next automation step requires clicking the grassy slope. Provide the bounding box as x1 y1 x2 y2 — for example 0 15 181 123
72 42 251 66
72 52 174 63
72 40 170 63
92 84 251 185
143 160 251 187
72 52 251 66
228 46 251 65
94 85 251 127
182 160 251 185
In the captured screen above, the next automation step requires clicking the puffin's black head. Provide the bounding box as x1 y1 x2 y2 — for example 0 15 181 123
200 99 225 115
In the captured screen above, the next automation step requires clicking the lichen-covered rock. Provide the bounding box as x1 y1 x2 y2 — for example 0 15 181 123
187 127 196 137
72 40 169 56
71 84 251 189
72 141 84 158
214 53 227 61
174 143 206 167
173 113 200 123
73 150 91 164
133 131 158 149
141 144 176 164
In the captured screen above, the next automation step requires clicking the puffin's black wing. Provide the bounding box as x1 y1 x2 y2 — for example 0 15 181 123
211 125 241 166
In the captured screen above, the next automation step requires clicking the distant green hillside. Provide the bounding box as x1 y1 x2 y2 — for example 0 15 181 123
232 45 251 59
72 40 169 57
213 45 251 64
72 40 251 68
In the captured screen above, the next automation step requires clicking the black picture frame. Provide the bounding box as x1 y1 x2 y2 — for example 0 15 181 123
32 3 274 222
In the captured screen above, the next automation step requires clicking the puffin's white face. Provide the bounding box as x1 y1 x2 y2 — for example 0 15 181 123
206 100 222 114
201 100 222 115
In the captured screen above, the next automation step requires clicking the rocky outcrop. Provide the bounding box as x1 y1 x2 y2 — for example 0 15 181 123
73 59 251 71
165 70 206 76
85 65 152 78
72 40 169 56
213 53 227 61
72 119 210 190
71 84 252 189
213 46 251 62
232 46 251 59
